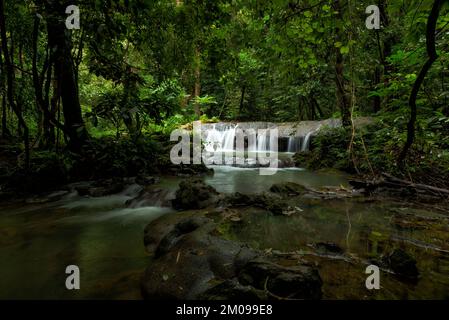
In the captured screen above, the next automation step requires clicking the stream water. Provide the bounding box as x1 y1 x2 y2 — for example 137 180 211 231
0 166 448 299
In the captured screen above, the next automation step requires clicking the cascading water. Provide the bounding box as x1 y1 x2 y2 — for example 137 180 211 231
203 121 330 155
287 124 323 153
204 125 278 153
301 131 313 152
257 129 268 151
204 124 223 152
222 126 237 151
287 137 302 153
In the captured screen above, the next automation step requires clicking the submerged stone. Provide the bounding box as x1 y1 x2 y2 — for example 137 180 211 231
141 212 323 300
238 259 323 300
384 249 419 280
270 182 308 196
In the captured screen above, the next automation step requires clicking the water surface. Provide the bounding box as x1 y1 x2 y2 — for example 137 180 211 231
0 167 447 299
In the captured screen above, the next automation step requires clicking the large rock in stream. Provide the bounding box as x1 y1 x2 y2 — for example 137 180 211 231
172 179 221 210
141 211 323 300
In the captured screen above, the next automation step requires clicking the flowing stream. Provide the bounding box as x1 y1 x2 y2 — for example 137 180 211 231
1 166 448 299
0 167 348 299
0 121 448 299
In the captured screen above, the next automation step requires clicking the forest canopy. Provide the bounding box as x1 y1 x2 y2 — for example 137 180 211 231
1 0 449 186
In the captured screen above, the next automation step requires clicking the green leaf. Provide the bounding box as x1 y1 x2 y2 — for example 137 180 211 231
340 46 350 54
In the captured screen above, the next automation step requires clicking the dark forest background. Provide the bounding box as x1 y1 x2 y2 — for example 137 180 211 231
1 0 449 191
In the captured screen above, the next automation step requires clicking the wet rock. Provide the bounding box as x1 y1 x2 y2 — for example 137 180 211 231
154 217 208 258
172 179 220 210
199 279 267 300
168 164 214 177
315 242 344 254
238 259 323 300
383 249 419 280
260 195 285 216
225 192 286 216
135 175 159 186
270 182 308 196
25 190 69 204
75 178 125 197
141 215 259 300
225 192 253 207
279 158 296 168
127 187 173 208
141 212 323 300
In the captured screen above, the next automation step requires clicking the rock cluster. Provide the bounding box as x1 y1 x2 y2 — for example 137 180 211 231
141 214 323 300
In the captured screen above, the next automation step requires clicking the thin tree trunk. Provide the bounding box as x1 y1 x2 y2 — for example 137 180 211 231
1 94 9 138
399 0 444 162
0 40 10 138
239 85 246 117
0 0 29 168
310 96 323 119
372 0 393 113
373 65 381 113
333 0 351 127
46 1 87 152
32 15 55 148
193 46 201 117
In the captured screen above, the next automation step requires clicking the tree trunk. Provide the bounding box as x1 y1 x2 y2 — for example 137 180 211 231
310 96 323 119
1 94 9 138
46 0 87 152
333 0 351 127
32 15 56 148
0 39 10 138
0 0 29 168
372 0 393 113
373 65 381 113
239 85 246 117
398 0 444 163
193 46 201 117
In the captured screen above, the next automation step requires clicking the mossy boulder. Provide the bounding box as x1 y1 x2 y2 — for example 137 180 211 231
225 192 286 216
270 182 308 196
172 179 221 210
141 212 323 300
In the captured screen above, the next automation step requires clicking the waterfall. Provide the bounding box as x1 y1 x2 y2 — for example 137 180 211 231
204 124 223 152
287 137 302 153
204 125 278 153
287 134 313 153
222 126 236 151
203 121 330 154
287 124 323 153
257 129 268 151
203 124 238 154
301 131 313 152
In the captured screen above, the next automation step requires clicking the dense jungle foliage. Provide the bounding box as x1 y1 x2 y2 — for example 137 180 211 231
1 0 449 188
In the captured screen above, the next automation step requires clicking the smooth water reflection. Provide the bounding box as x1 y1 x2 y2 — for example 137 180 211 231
204 166 348 194
0 167 447 299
